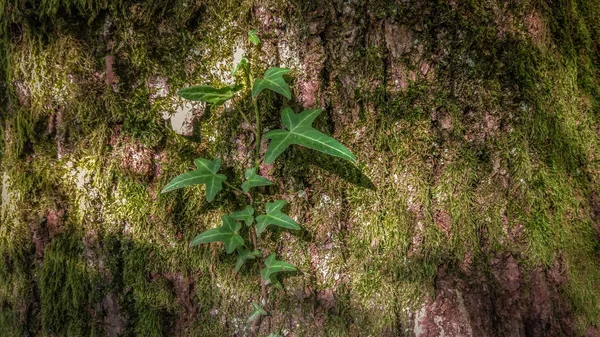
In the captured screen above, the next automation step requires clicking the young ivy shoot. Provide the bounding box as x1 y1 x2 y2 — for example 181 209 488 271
161 29 358 335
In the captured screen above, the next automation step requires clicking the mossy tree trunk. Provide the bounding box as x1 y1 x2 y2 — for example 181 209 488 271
1 1 600 336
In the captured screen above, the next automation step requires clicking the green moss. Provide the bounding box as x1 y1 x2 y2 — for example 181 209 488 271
38 232 98 336
0 259 31 336
2 0 600 335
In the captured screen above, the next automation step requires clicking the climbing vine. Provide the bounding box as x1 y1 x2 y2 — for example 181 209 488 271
161 30 357 335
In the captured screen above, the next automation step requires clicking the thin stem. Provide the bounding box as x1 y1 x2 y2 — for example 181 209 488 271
253 97 261 169
236 106 256 136
244 49 270 336
224 181 254 204
223 181 243 194
250 221 258 248
247 70 262 170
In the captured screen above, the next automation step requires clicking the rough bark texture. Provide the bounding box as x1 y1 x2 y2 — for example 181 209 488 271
1 0 600 336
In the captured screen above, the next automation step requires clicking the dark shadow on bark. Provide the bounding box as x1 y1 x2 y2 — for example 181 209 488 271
310 152 376 190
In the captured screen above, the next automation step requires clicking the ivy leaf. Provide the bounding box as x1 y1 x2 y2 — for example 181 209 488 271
248 29 260 46
161 158 227 202
241 168 273 193
234 248 260 273
177 84 243 106
190 215 244 254
255 200 300 236
229 205 255 226
261 253 296 286
263 108 357 164
231 56 248 76
247 302 267 324
266 333 283 337
252 67 291 99
268 274 283 290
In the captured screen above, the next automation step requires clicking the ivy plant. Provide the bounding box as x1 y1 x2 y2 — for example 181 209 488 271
161 29 357 336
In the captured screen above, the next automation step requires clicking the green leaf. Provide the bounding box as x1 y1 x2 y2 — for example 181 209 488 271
177 84 243 106
190 215 244 254
261 253 296 286
161 158 227 202
241 168 273 193
229 205 255 226
263 108 357 164
234 248 260 273
255 200 300 236
231 57 248 76
248 29 260 46
268 274 283 290
247 302 267 324
265 333 283 337
252 67 291 99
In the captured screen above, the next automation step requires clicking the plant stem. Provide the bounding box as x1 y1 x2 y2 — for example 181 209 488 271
224 181 254 204
248 69 262 170
236 106 256 136
245 52 269 335
253 98 261 169
223 181 244 194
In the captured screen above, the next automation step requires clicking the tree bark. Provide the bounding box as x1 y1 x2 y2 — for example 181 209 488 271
1 1 600 336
